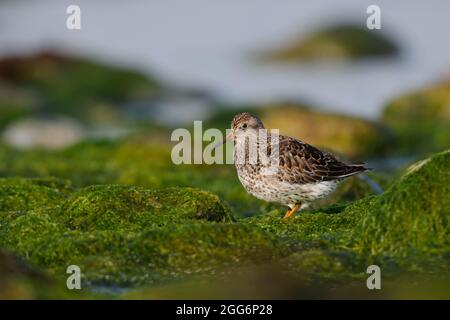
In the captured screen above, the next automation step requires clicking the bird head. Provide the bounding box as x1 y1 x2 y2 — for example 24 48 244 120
214 112 265 149
231 112 265 137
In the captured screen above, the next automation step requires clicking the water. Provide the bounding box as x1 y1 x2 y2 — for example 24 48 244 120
1 0 450 120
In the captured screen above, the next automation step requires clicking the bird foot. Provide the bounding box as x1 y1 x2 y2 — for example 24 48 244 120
283 203 301 219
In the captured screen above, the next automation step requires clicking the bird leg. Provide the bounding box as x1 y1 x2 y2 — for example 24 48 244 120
284 203 301 219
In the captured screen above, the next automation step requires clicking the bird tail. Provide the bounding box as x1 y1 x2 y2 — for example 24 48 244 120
339 162 371 179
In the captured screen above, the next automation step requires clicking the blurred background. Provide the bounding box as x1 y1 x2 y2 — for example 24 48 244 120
1 0 449 299
1 0 450 140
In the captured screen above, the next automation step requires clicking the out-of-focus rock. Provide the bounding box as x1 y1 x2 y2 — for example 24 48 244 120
260 24 398 62
0 52 161 125
259 103 390 159
0 82 36 129
382 80 450 154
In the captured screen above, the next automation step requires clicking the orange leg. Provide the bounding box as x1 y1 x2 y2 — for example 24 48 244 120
283 203 301 219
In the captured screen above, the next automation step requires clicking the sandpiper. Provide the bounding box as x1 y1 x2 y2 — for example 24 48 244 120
217 112 369 219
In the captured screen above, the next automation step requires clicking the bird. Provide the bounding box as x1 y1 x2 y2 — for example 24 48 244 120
216 112 370 219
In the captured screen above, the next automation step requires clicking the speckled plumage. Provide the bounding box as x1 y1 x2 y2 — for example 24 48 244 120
229 112 369 217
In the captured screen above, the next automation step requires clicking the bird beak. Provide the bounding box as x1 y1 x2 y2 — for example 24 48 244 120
213 130 234 149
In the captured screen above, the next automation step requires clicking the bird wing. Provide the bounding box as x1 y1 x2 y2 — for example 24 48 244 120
274 136 368 184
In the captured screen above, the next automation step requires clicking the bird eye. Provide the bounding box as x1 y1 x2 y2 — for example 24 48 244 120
242 124 247 129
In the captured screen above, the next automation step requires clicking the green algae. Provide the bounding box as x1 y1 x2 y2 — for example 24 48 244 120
1 179 284 286
0 218 284 286
0 141 448 296
0 177 69 212
348 150 450 266
245 204 356 248
59 185 234 231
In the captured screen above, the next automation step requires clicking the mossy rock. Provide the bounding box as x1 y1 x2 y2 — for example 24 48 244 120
382 81 450 154
349 150 450 263
125 223 286 281
0 177 70 212
0 213 283 286
245 204 360 250
261 24 398 62
259 104 390 159
0 52 160 122
59 185 234 231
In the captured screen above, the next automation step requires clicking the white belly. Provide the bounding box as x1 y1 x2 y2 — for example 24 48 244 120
237 168 339 207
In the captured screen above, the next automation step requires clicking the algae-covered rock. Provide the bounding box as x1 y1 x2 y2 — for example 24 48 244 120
0 176 292 286
245 204 360 249
260 104 390 159
0 52 160 122
349 150 450 262
382 81 450 154
261 24 398 62
0 177 69 212
127 223 285 280
59 185 233 231
0 216 282 285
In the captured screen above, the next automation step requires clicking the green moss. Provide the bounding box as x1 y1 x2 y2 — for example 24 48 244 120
0 130 447 296
0 177 69 212
59 185 233 231
261 24 398 62
127 223 285 281
0 214 283 286
0 141 120 186
382 82 450 154
1 180 274 286
245 204 360 250
349 150 450 264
